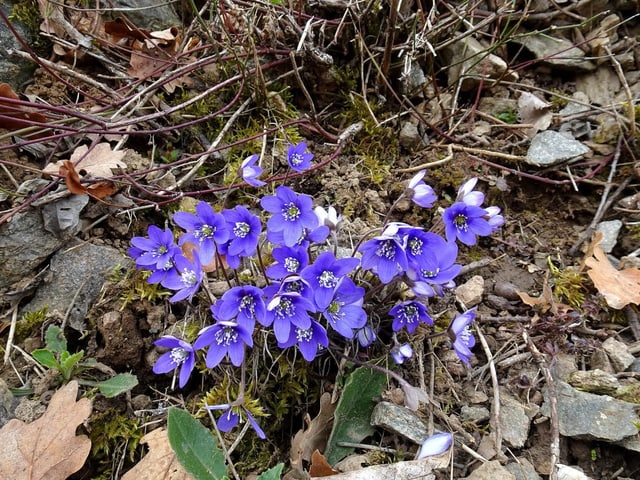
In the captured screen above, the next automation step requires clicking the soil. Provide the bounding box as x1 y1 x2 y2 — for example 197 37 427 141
1 1 640 480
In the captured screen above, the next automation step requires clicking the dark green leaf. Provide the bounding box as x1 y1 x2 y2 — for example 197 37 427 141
31 349 59 369
257 463 284 480
44 324 66 354
96 373 138 398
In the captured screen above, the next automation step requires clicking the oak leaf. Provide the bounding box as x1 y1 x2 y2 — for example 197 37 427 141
44 143 126 179
121 428 194 480
0 380 92 480
585 243 640 309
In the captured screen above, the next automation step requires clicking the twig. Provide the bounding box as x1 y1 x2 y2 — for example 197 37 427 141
474 323 502 456
523 330 559 480
3 307 19 365
207 408 241 480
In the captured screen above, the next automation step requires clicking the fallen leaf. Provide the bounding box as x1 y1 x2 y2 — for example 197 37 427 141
291 392 336 466
585 243 640 309
0 83 47 137
60 160 87 195
310 450 339 477
0 380 92 480
518 91 552 137
121 428 194 480
44 143 126 178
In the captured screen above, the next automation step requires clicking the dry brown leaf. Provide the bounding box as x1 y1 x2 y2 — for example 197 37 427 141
585 244 640 309
291 392 336 467
310 450 340 477
0 83 48 137
60 160 87 195
44 143 126 179
0 381 91 480
121 428 194 480
518 91 552 137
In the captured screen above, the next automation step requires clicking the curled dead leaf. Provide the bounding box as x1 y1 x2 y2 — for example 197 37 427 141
585 242 640 309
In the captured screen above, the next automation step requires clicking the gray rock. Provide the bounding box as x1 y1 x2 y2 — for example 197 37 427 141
22 241 129 332
512 34 596 71
499 390 531 448
541 381 638 442
464 460 516 480
596 220 622 254
505 458 542 480
399 121 423 151
112 0 181 30
526 131 591 167
602 337 635 372
456 275 485 308
370 401 428 444
0 2 35 88
566 369 620 395
0 209 77 288
461 405 491 424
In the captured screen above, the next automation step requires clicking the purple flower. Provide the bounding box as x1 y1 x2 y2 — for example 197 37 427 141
390 342 413 364
442 202 492 246
239 153 266 187
211 285 265 328
220 206 261 268
321 277 367 339
407 170 437 208
161 254 203 302
206 404 266 439
356 325 377 347
264 292 315 343
358 231 408 284
287 141 314 172
449 309 476 365
266 245 309 280
456 178 484 206
389 301 432 334
405 234 461 297
173 201 229 265
278 318 329 361
485 206 504 231
194 320 254 368
129 225 180 271
314 205 341 231
416 433 453 459
301 251 360 310
152 336 196 388
261 186 319 247
264 275 314 302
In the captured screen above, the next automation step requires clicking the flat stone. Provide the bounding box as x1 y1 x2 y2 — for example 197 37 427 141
456 275 485 308
526 131 591 167
370 401 428 444
541 381 638 442
399 121 424 151
567 369 620 395
461 405 491 424
505 458 542 480
602 337 635 372
512 34 596 71
464 460 516 480
22 241 129 332
596 220 622 253
499 389 531 448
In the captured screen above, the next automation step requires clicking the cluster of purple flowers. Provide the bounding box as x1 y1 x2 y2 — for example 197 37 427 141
130 145 504 439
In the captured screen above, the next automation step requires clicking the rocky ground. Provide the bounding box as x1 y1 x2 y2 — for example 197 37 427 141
1 1 640 479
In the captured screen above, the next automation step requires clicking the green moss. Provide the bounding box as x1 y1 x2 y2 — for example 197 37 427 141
89 410 143 477
119 268 171 309
548 259 586 308
615 383 640 404
15 307 48 343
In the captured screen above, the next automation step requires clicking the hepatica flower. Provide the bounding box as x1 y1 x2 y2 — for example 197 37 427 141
356 325 377 347
129 225 180 271
321 277 367 339
287 141 314 172
391 342 413 365
239 153 266 187
152 336 196 388
161 254 202 302
266 245 309 280
443 202 492 246
206 403 266 439
261 186 318 247
264 291 315 343
314 205 342 231
278 318 329 361
358 230 408 284
407 170 437 208
389 300 432 334
212 285 265 328
220 205 261 268
406 233 461 297
194 319 254 368
301 251 360 310
173 201 229 265
416 432 453 459
449 309 476 365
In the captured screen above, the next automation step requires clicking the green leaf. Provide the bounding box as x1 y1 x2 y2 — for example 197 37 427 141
96 373 138 398
167 407 227 480
44 324 66 354
31 349 59 369
257 463 284 480
59 350 84 379
325 366 388 465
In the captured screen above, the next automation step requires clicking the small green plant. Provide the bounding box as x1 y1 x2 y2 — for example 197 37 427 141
32 325 138 397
